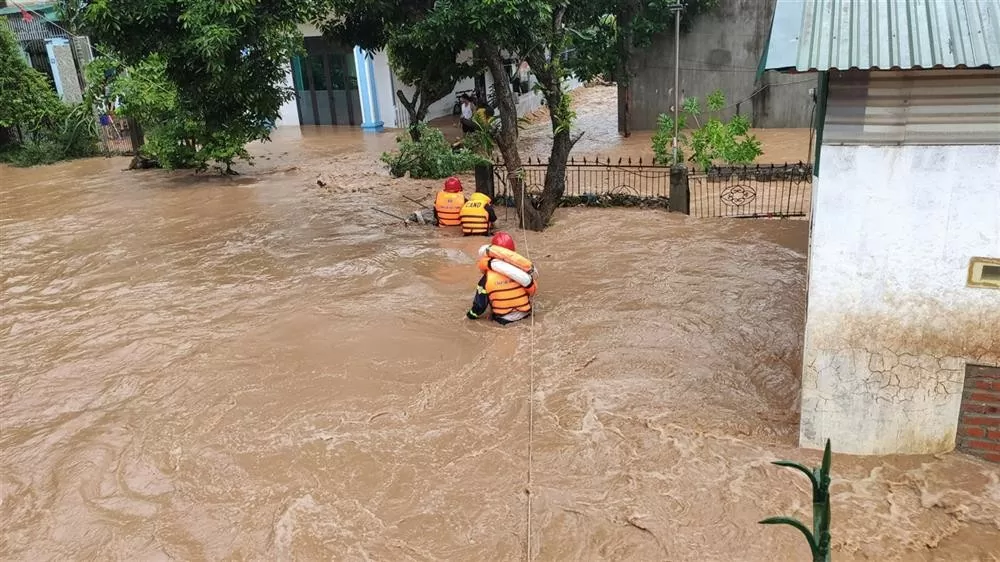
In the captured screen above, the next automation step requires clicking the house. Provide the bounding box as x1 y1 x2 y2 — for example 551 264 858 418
277 24 582 131
762 0 1000 457
1 0 89 103
625 0 815 132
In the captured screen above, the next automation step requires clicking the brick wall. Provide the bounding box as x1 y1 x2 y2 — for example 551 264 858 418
956 364 1000 463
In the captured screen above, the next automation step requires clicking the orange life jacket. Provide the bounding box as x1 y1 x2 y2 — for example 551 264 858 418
460 194 491 235
434 191 465 227
485 269 535 316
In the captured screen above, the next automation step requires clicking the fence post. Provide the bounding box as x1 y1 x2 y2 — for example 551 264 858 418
475 163 495 199
669 165 690 214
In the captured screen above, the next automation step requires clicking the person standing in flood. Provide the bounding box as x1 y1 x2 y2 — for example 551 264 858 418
434 177 466 228
467 232 537 325
459 93 476 134
459 192 496 236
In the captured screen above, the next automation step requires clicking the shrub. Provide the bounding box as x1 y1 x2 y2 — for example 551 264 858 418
652 89 762 169
381 123 487 179
0 103 100 167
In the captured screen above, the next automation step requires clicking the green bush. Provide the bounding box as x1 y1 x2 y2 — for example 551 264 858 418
0 103 100 167
381 123 487 179
652 89 762 169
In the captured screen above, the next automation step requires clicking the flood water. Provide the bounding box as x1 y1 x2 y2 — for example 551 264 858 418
2 88 999 561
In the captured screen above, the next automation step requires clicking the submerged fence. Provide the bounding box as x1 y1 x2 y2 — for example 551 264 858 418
689 163 813 218
483 158 813 218
493 156 672 203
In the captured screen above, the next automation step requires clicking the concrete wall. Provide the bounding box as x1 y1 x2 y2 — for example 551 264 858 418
800 144 1000 455
276 64 300 127
627 0 814 131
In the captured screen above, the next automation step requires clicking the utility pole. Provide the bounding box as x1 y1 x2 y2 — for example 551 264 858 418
671 1 683 165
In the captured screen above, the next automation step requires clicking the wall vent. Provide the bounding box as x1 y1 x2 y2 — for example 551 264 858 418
968 257 1000 289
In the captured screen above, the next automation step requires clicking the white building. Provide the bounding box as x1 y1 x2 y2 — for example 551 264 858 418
276 24 581 130
763 0 1000 455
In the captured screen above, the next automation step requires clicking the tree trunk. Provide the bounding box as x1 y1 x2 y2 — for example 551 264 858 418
396 89 422 141
525 49 581 229
481 46 546 231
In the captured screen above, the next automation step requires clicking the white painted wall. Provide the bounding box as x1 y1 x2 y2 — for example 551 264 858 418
370 50 397 128
276 65 300 128
296 23 322 37
800 144 1000 455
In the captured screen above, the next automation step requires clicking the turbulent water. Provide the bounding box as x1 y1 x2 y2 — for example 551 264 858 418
2 87 999 561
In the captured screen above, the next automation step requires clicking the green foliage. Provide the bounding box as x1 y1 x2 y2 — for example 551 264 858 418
652 89 762 169
0 103 101 167
0 24 64 133
760 440 833 562
380 123 486 179
83 0 316 172
84 54 178 126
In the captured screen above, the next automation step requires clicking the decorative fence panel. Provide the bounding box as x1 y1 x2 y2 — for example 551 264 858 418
688 163 813 218
492 156 672 207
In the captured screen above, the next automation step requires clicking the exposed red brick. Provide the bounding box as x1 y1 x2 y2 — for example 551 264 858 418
962 416 1000 427
967 440 1000 452
960 403 1000 415
988 429 1000 440
961 426 987 438
969 392 1000 403
972 380 994 390
978 452 1000 463
993 381 1000 392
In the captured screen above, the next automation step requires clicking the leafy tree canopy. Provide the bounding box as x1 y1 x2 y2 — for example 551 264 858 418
83 0 321 170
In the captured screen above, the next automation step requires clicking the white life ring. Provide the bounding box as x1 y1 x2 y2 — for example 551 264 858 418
489 259 533 288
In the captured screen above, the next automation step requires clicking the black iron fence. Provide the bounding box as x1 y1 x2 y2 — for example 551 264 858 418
688 163 813 218
491 156 672 207
481 158 813 218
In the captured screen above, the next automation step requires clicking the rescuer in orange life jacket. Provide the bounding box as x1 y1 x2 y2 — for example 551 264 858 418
433 177 466 227
459 192 497 236
467 232 537 325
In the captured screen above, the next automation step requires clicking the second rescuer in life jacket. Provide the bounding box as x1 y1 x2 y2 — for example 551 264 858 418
434 177 466 228
467 232 537 325
459 192 497 236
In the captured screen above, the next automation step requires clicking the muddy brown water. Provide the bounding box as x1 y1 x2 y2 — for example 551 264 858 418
3 96 999 561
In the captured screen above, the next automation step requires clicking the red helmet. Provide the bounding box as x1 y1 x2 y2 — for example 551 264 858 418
443 177 463 193
491 232 516 251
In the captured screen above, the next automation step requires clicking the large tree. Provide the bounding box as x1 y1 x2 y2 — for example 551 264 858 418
83 0 320 171
466 0 584 230
316 0 596 230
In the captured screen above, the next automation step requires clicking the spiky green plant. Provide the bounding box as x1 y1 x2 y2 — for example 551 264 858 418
759 439 832 562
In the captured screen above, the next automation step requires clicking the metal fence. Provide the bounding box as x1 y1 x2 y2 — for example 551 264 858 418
486 158 813 218
688 163 813 218
492 156 672 206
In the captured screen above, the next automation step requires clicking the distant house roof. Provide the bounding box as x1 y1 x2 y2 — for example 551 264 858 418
763 0 1000 72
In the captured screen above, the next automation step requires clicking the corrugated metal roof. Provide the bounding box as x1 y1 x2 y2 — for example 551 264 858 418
764 0 1000 72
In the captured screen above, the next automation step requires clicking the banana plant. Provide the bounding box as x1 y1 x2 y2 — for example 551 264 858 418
759 439 832 562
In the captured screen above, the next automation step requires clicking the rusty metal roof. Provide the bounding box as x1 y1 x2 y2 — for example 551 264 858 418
764 0 1000 72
